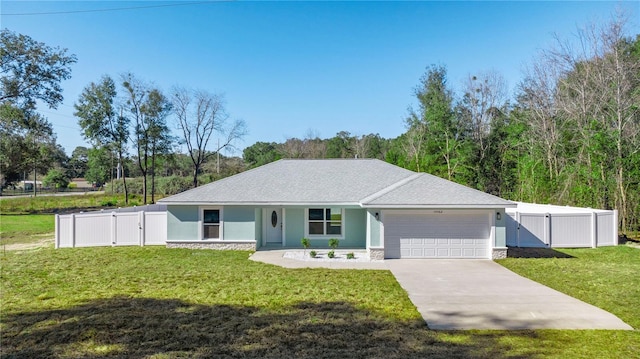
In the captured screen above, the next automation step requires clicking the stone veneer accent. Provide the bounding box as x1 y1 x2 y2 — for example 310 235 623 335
368 248 385 261
492 247 508 260
167 241 256 251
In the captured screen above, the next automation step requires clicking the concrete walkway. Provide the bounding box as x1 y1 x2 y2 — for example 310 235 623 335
386 259 634 330
250 250 387 270
250 251 633 330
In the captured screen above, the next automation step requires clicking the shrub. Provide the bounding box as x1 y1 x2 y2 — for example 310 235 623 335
100 198 118 207
328 238 339 250
309 250 317 258
346 252 355 259
301 237 310 250
327 250 335 259
67 182 77 189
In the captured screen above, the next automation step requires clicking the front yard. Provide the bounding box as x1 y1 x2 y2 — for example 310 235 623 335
1 246 638 358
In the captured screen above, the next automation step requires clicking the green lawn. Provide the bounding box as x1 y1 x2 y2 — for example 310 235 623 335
1 246 638 358
0 214 55 245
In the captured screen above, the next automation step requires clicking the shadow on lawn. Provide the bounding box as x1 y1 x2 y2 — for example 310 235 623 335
507 247 574 259
1 297 550 359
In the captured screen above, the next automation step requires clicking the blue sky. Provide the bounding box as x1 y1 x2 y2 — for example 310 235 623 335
2 1 638 156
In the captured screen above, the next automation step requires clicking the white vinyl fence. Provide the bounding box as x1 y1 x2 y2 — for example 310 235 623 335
506 202 618 248
55 204 167 248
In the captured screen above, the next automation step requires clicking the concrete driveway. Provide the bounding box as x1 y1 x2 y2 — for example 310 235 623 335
386 259 633 330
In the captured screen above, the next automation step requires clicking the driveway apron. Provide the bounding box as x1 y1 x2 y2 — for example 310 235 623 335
386 259 633 330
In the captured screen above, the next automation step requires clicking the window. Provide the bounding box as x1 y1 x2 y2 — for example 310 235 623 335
307 208 343 236
203 209 220 239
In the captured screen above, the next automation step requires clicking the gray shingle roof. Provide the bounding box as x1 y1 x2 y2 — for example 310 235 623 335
159 159 515 208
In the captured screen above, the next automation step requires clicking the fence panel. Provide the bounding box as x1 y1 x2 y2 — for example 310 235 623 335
596 212 616 246
144 212 167 245
75 213 112 247
506 213 518 247
57 215 73 248
550 213 591 247
518 213 547 247
115 213 141 246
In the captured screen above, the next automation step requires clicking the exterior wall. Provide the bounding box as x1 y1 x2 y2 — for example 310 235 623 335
367 210 381 247
284 208 305 247
223 206 256 241
342 208 366 248
167 205 199 241
494 209 506 247
254 208 263 248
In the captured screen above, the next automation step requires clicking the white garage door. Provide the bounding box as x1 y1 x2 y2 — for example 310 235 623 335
384 211 491 259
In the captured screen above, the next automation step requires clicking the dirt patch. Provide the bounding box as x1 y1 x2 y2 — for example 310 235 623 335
2 237 54 251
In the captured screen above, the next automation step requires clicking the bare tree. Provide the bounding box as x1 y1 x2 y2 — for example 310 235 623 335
460 71 507 161
171 87 246 187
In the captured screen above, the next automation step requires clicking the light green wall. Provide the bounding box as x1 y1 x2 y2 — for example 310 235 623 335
284 207 366 248
343 208 366 248
223 206 256 241
284 208 305 247
368 210 381 247
167 205 199 240
254 208 263 247
495 208 506 247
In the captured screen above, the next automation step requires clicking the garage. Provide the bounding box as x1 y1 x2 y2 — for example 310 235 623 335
384 211 492 259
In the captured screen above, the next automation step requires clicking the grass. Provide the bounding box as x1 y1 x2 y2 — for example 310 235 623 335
0 193 145 215
1 246 639 358
0 214 55 245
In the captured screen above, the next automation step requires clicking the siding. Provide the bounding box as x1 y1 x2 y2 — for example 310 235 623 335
368 210 381 247
167 206 199 241
342 208 366 248
223 206 256 241
284 208 305 246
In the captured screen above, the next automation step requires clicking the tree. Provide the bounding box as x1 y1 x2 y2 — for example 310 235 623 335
68 146 89 179
1 30 76 193
43 168 69 190
407 65 473 181
122 74 173 204
171 87 247 188
1 29 76 111
74 75 130 203
84 146 111 186
243 142 281 168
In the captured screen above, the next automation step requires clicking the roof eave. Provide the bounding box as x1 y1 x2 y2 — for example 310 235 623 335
360 203 517 209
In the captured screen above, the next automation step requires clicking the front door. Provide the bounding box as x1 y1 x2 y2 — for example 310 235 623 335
265 208 283 244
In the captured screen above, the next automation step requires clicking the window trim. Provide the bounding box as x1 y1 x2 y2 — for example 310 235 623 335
304 207 345 239
199 206 223 240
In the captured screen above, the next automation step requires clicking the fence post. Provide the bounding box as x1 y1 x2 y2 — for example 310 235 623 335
613 210 619 245
55 214 60 249
111 211 117 246
545 213 551 247
591 212 597 248
71 214 76 248
139 211 145 247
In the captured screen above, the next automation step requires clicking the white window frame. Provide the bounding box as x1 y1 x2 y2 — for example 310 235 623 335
304 207 345 239
199 207 223 240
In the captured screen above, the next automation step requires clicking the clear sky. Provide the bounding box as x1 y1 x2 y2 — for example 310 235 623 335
2 1 638 157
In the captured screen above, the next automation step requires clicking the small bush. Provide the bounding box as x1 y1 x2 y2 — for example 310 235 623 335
327 250 335 259
309 250 317 258
67 182 77 189
301 237 310 249
328 238 339 250
346 252 355 259
100 198 118 207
